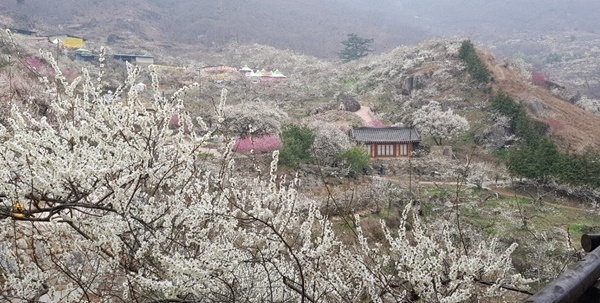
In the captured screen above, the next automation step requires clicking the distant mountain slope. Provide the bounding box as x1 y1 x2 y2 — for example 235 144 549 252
481 49 600 152
0 0 428 58
5 0 600 59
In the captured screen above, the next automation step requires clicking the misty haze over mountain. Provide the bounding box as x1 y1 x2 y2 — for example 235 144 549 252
2 0 600 58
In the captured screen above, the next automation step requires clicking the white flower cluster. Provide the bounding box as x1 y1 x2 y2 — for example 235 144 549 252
466 161 509 189
507 57 533 80
223 100 289 136
0 53 528 302
412 101 470 146
575 95 600 115
309 122 352 167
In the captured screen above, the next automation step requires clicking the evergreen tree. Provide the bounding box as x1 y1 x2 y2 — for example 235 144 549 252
279 124 315 167
459 40 490 83
508 138 559 182
338 33 374 62
338 146 370 178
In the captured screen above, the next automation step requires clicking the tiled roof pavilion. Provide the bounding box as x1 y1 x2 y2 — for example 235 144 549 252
349 127 420 143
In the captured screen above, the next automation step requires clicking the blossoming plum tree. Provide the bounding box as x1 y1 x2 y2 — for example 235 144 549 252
309 122 352 167
0 51 530 302
412 101 470 146
223 101 289 137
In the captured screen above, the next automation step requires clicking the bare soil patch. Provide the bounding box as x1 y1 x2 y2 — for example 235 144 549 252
481 50 600 152
354 105 375 126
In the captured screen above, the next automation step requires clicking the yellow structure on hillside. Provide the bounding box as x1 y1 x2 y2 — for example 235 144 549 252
200 65 239 83
48 34 85 48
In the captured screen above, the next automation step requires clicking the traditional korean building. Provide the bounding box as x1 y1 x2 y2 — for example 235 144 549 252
259 69 273 82
349 126 420 158
248 70 261 83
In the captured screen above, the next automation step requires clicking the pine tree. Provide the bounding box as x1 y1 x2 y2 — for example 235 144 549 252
338 33 374 62
279 124 315 167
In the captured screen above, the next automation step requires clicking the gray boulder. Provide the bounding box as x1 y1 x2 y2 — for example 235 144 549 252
337 92 361 112
482 123 514 149
399 73 428 95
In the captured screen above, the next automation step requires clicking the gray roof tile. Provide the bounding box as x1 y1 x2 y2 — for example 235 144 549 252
349 127 420 143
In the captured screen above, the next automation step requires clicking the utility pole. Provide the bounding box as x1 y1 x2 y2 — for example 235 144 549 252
8 54 12 101
54 38 60 102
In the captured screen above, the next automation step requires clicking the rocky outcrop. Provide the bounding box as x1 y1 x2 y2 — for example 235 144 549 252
337 92 361 112
551 87 581 104
524 97 550 116
481 120 515 149
399 73 429 95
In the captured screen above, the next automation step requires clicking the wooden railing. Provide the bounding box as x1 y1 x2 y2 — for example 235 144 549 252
525 234 600 303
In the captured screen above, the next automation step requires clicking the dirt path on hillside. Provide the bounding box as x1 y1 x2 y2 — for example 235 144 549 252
354 106 374 126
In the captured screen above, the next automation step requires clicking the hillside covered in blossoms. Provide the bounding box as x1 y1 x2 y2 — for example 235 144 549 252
2 4 600 302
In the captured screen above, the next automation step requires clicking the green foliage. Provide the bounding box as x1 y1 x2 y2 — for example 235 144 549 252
490 91 522 117
278 124 315 168
511 139 600 187
492 92 557 181
508 139 559 182
337 146 370 177
491 148 509 160
483 226 497 235
458 40 490 83
491 92 600 187
568 223 586 233
427 186 451 198
460 132 476 144
420 203 434 218
340 75 359 87
338 33 374 62
491 92 547 142
554 152 600 187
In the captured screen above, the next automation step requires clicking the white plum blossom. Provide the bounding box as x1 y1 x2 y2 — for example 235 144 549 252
575 95 600 115
466 161 510 189
309 122 352 166
0 50 530 303
223 101 289 136
412 101 470 145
